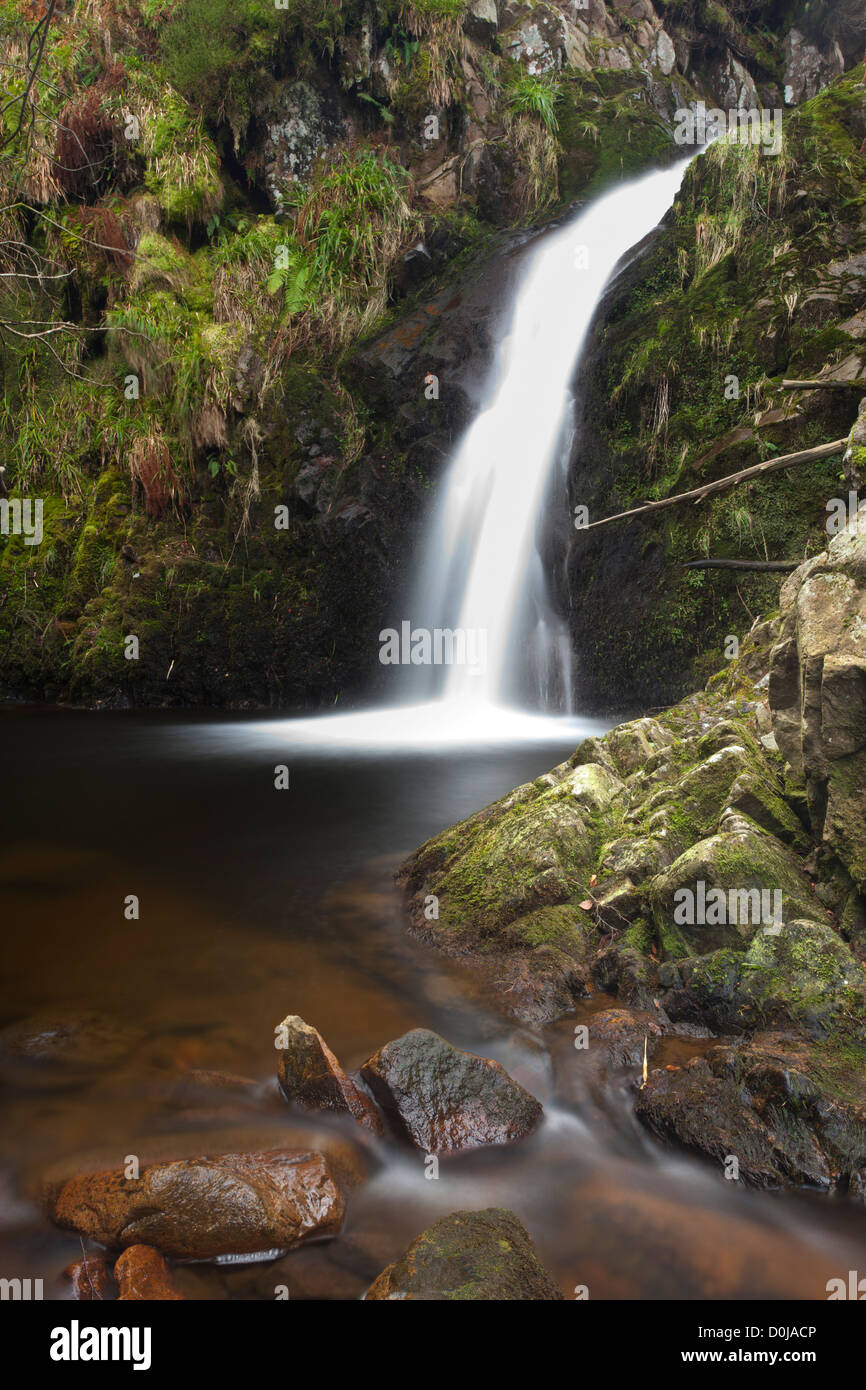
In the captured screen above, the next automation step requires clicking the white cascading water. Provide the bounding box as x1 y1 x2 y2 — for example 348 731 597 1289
411 156 692 715
233 158 695 749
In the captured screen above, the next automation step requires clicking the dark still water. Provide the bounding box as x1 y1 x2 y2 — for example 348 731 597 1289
2 705 865 1300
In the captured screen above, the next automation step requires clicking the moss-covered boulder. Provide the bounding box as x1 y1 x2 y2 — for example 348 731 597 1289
399 613 825 1018
646 821 822 955
364 1208 561 1301
659 918 866 1037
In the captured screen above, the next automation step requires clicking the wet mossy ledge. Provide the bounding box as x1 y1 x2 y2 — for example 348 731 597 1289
399 517 866 1194
1 1 863 708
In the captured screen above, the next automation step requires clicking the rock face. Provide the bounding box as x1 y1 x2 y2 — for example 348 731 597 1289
52 1150 344 1259
564 71 866 713
115 1245 184 1301
769 515 866 895
364 1208 562 1300
360 1030 542 1154
276 1015 384 1136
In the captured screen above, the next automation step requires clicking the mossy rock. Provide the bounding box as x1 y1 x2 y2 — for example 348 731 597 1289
364 1208 562 1301
661 918 866 1038
647 822 823 954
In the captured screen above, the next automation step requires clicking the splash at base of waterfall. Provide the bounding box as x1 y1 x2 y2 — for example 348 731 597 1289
193 701 610 754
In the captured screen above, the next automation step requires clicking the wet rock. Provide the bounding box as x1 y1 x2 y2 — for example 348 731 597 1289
52 1150 344 1259
636 1031 866 1195
360 1029 542 1154
365 1208 562 1300
636 1056 799 1189
587 1007 665 1067
276 1015 384 1136
64 1254 114 1301
483 937 592 1025
783 28 845 105
115 1245 184 1301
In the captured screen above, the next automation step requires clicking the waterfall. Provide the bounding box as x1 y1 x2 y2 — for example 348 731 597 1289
251 158 696 747
405 157 693 715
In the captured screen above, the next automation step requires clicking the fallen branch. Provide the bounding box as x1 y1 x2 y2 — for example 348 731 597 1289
581 438 847 532
679 558 799 572
781 379 865 390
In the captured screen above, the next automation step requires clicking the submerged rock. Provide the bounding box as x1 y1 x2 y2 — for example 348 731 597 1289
360 1029 542 1154
0 1011 141 1087
52 1149 344 1259
276 1014 384 1137
364 1208 561 1300
115 1245 184 1301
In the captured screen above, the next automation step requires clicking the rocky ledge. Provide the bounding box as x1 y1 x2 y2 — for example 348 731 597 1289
398 461 866 1198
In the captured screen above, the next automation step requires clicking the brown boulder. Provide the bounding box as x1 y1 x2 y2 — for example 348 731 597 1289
53 1149 344 1259
360 1029 542 1154
115 1245 184 1300
276 1015 383 1136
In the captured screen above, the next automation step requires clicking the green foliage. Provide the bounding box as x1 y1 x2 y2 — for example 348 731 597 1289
158 0 358 134
292 149 418 300
506 73 561 134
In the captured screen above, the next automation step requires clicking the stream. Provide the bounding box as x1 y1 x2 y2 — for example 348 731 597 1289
2 705 866 1300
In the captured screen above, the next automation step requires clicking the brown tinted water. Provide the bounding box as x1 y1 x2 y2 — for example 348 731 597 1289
2 706 865 1300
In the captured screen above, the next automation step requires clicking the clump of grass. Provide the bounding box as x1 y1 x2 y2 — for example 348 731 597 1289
112 72 223 227
128 428 186 519
502 74 562 214
287 146 423 347
506 72 561 134
400 0 469 106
